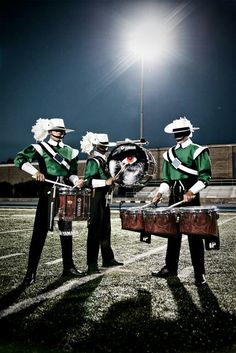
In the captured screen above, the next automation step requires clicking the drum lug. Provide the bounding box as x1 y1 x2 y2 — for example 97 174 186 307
176 214 180 223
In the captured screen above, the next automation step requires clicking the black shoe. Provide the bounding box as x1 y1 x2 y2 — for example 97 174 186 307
22 273 36 286
102 259 124 267
195 274 206 287
152 266 177 278
86 266 101 275
62 267 85 277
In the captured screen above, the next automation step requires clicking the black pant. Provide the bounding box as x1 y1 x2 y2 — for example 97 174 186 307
26 191 74 275
87 189 114 267
165 180 205 277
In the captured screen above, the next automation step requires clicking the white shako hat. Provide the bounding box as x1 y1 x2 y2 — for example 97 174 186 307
164 116 199 134
92 133 116 147
31 118 74 142
47 118 74 133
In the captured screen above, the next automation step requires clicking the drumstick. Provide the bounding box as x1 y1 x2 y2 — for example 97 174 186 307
140 201 158 209
32 176 72 189
167 200 185 209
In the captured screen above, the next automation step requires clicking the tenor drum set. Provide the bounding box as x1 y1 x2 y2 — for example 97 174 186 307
120 205 219 240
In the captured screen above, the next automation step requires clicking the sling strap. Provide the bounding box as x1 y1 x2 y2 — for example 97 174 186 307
40 141 70 171
167 146 199 176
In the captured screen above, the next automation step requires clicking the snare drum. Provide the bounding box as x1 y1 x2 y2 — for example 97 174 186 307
108 143 157 187
143 208 179 238
120 207 144 232
57 187 91 221
179 206 219 238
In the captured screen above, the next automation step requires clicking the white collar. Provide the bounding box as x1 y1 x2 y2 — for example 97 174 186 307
175 138 192 149
48 138 64 148
94 150 107 161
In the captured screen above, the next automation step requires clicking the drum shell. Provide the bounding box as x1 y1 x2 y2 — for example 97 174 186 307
57 188 91 221
179 206 219 238
120 208 144 232
143 208 179 238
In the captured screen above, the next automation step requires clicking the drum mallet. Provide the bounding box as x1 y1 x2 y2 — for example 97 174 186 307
113 156 137 180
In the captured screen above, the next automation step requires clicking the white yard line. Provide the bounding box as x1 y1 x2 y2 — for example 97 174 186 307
0 253 24 260
0 216 235 319
218 216 236 225
45 258 63 265
0 229 32 235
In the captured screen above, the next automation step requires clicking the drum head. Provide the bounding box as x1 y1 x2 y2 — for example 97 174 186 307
58 187 77 195
108 143 155 187
179 206 218 213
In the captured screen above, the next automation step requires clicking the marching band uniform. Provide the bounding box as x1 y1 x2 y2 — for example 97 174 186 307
81 133 123 274
152 117 212 286
14 118 84 285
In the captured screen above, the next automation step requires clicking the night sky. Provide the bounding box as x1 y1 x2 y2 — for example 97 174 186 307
0 0 235 162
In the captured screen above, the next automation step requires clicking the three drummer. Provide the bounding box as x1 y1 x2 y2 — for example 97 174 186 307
151 116 212 286
15 115 212 287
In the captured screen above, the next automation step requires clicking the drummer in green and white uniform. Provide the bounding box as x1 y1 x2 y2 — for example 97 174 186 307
151 116 212 286
14 118 84 285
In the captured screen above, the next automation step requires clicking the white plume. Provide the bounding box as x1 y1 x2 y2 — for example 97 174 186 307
80 131 96 154
31 118 50 141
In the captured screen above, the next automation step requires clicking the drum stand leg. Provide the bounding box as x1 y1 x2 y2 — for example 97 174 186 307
140 231 151 244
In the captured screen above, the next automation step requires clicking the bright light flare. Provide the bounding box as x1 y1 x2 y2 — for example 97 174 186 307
127 22 174 62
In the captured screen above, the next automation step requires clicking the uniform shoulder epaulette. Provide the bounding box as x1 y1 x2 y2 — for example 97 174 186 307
193 145 209 160
31 143 43 156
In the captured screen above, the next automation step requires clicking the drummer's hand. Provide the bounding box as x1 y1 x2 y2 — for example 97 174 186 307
105 177 114 186
152 192 162 204
33 171 45 182
74 179 84 189
183 190 195 202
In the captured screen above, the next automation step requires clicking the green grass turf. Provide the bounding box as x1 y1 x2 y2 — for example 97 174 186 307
0 209 235 353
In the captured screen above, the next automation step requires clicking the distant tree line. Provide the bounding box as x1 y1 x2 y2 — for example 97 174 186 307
0 158 14 164
0 181 39 197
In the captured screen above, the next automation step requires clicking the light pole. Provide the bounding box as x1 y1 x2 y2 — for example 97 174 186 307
127 20 172 140
140 55 144 139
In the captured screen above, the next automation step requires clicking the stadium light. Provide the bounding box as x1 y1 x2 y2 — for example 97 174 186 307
127 22 173 139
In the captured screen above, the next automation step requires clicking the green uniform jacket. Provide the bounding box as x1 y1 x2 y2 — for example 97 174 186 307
14 142 78 177
84 157 109 188
162 141 212 185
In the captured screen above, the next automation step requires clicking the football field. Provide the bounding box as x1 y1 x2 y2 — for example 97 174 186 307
0 208 235 353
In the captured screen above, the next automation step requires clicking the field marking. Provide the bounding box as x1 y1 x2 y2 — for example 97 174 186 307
218 216 236 225
45 258 62 265
0 216 235 319
0 229 33 235
0 253 24 260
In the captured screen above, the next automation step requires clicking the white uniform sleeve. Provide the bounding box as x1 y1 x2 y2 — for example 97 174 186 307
21 162 39 175
69 175 79 185
189 180 206 194
158 182 170 195
92 179 106 188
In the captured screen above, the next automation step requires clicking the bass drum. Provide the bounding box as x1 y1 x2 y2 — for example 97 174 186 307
108 143 157 187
